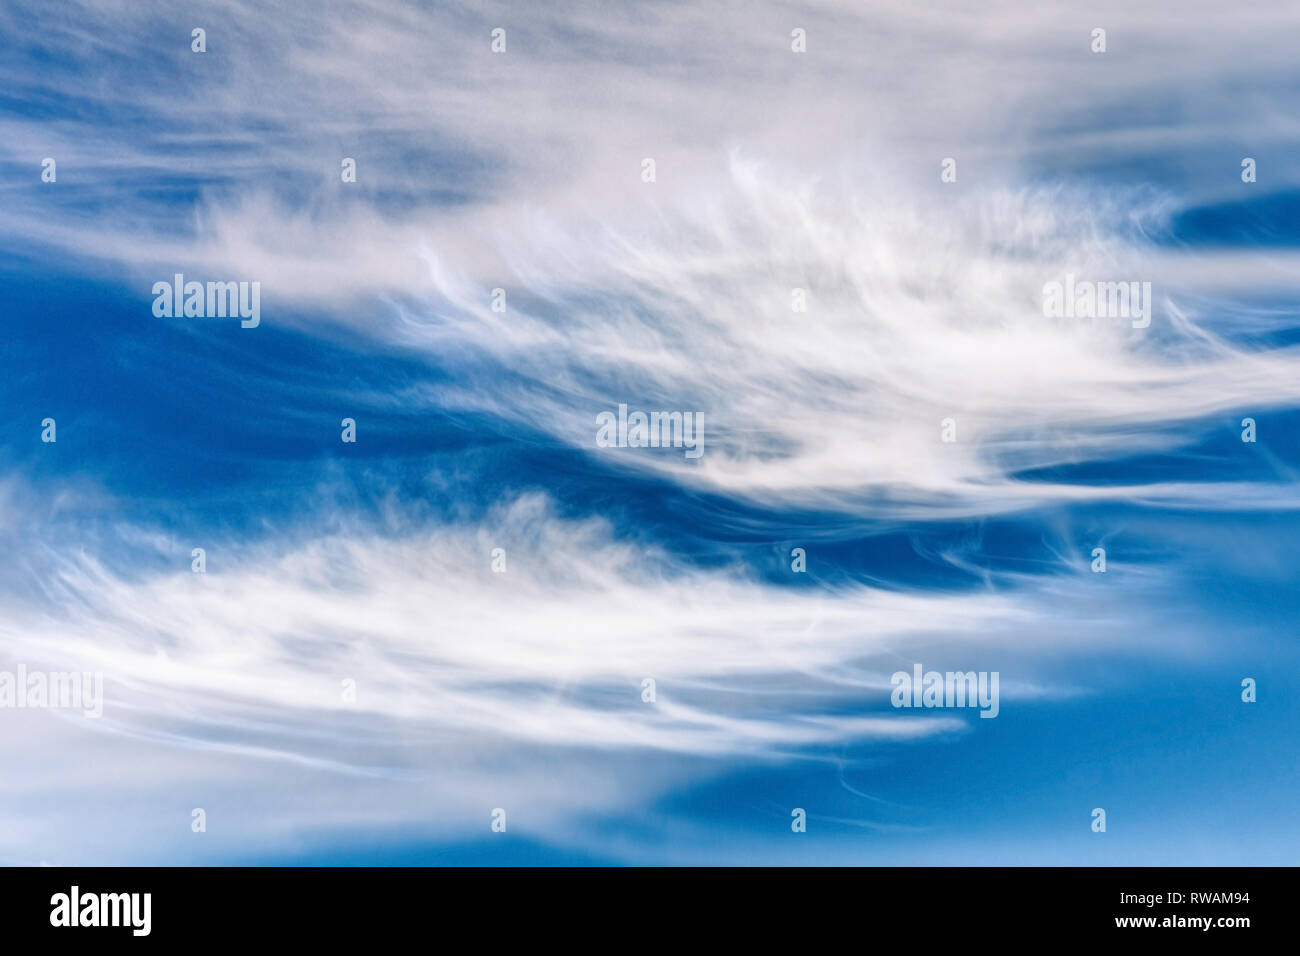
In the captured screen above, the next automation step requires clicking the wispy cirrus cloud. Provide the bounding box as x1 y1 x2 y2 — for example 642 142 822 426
3 0 1300 865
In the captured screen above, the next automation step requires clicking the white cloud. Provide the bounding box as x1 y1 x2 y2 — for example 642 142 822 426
0 489 1193 862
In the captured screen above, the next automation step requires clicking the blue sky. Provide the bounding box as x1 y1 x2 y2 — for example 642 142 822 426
1 1 1298 865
